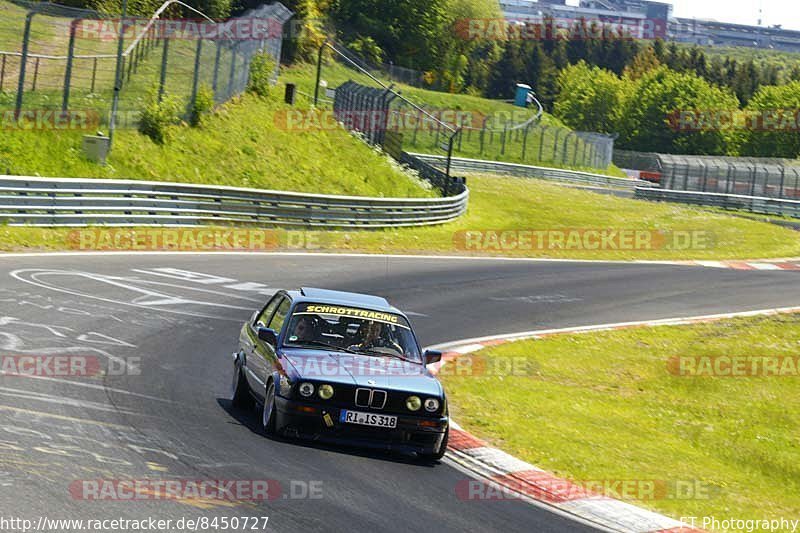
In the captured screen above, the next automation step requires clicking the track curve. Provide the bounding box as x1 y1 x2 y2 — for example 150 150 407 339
1 253 799 532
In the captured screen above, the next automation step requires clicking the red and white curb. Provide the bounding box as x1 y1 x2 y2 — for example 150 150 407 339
688 259 800 271
428 305 800 533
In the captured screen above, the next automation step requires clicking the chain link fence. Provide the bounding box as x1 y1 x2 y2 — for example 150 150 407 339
614 150 800 200
0 0 291 130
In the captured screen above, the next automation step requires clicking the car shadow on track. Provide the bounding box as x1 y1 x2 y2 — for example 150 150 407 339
216 398 440 468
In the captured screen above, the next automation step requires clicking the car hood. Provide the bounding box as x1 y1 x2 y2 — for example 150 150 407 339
281 349 442 397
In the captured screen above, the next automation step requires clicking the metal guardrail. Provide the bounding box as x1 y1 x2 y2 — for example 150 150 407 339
0 176 469 228
635 187 800 219
412 154 653 190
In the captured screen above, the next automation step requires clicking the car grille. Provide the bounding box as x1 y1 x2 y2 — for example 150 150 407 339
355 388 387 409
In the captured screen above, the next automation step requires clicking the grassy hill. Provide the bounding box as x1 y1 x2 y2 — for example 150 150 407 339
0 91 436 197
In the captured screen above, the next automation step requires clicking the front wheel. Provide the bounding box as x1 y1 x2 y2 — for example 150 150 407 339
231 357 252 409
261 380 278 436
419 427 449 463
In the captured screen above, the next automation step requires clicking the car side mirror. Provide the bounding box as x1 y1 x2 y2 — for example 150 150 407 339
257 327 278 348
424 350 442 365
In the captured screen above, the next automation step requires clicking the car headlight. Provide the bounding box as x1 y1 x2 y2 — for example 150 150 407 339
298 382 315 397
406 395 421 411
318 384 334 400
424 398 440 412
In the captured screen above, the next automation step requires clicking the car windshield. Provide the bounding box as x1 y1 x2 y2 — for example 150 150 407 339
283 303 421 362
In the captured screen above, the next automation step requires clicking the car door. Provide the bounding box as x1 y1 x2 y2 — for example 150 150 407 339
252 296 291 395
243 294 282 395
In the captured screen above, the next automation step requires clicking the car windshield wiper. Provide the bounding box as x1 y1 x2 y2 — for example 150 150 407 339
359 350 415 363
292 340 359 354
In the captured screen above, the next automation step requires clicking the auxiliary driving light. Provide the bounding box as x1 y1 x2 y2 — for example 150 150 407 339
406 395 422 411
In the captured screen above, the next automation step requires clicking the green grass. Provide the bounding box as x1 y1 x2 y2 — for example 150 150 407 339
0 91 435 197
438 314 800 526
3 175 800 260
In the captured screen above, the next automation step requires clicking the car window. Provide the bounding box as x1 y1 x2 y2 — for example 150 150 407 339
283 302 421 361
254 295 281 327
268 298 291 333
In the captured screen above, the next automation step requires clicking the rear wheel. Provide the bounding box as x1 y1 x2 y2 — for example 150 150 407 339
261 380 277 436
231 357 252 409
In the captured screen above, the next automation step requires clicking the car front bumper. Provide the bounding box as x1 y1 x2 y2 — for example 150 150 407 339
274 396 448 455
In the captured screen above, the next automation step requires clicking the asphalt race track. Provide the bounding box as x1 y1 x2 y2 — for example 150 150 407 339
1 253 798 532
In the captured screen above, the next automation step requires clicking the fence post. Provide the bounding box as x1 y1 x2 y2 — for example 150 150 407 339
521 125 529 160
90 57 98 93
227 43 238 98
212 41 222 95
158 34 170 102
14 12 35 119
778 166 786 199
538 127 545 162
0 54 5 92
748 165 757 196
500 123 507 155
61 19 80 113
189 39 203 117
552 129 561 162
31 58 40 92
572 135 579 166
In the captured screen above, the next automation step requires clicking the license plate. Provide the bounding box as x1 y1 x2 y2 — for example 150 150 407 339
339 410 397 429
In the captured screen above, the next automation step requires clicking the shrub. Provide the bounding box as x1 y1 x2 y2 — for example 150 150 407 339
138 87 182 144
247 52 276 97
190 85 216 127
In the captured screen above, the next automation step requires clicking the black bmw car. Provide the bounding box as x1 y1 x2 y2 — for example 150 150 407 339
230 287 449 461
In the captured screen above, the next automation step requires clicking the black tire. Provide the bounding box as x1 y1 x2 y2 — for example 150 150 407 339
261 380 278 436
231 357 252 409
419 427 449 463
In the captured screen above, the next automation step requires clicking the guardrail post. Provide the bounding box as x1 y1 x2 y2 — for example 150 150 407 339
14 12 35 120
62 19 80 113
